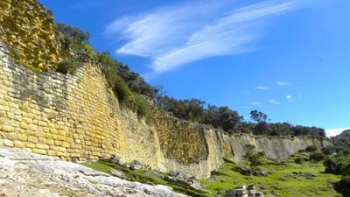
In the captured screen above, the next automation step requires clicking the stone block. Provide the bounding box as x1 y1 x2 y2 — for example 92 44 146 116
7 132 17 140
36 143 49 150
28 124 37 131
25 142 36 148
32 148 47 155
2 125 14 132
19 122 28 129
62 141 70 148
45 138 54 145
47 150 56 156
17 133 28 141
58 130 66 136
14 140 25 148
3 139 13 147
28 136 38 143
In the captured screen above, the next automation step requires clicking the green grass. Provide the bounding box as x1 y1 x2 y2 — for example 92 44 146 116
82 160 210 197
201 155 342 197
82 155 342 197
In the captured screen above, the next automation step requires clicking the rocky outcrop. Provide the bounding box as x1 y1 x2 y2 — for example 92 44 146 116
0 147 186 197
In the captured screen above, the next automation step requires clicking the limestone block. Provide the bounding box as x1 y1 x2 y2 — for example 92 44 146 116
19 122 28 129
58 130 66 136
57 135 66 141
28 124 37 131
28 136 38 143
62 141 70 148
14 140 25 148
36 143 49 150
3 139 13 147
23 117 32 124
25 142 35 148
47 150 56 156
32 148 47 155
50 128 58 134
7 132 17 140
57 147 67 152
18 133 28 141
43 127 50 132
45 139 54 145
54 140 62 146
2 125 14 132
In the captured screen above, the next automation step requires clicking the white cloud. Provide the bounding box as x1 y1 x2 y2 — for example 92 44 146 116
286 95 293 102
326 128 350 137
256 85 269 90
276 80 290 86
269 99 280 105
250 101 263 107
105 0 300 74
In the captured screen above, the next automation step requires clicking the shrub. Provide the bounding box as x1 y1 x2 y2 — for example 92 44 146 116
111 75 131 104
294 157 303 164
56 58 79 74
309 152 325 162
305 145 317 153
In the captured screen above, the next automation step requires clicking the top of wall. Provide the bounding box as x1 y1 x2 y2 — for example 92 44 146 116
0 0 62 71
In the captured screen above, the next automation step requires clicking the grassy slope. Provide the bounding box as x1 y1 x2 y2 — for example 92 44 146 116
201 155 341 197
82 154 342 197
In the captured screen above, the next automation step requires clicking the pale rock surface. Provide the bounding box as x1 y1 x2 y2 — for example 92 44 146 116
0 147 187 197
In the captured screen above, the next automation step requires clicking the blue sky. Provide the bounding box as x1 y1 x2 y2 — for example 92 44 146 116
38 0 350 136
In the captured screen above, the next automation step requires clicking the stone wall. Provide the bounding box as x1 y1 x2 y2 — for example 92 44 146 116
0 42 330 177
0 41 224 177
0 0 62 70
0 0 331 178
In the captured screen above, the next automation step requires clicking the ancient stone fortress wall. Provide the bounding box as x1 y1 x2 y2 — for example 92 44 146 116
0 0 331 178
0 41 330 178
0 42 225 177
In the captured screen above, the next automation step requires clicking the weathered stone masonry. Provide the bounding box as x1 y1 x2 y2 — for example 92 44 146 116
0 41 331 178
0 0 332 178
0 41 225 177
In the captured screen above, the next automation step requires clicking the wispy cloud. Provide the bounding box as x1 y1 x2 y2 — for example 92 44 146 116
250 101 263 107
105 0 300 74
286 95 293 102
276 80 290 86
269 99 281 105
256 85 269 90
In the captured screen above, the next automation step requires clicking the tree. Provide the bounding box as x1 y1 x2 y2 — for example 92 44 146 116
250 110 267 123
244 151 266 167
57 23 90 43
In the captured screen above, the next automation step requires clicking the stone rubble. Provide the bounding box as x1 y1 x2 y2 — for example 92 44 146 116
0 147 187 197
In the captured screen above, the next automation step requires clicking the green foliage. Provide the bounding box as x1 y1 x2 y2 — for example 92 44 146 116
322 146 336 155
57 23 90 43
56 58 79 74
309 152 325 162
250 110 267 123
331 129 350 151
324 155 350 175
202 155 341 197
244 151 266 167
305 145 317 153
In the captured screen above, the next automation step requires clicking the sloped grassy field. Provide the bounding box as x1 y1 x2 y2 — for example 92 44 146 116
82 153 342 197
201 154 341 197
